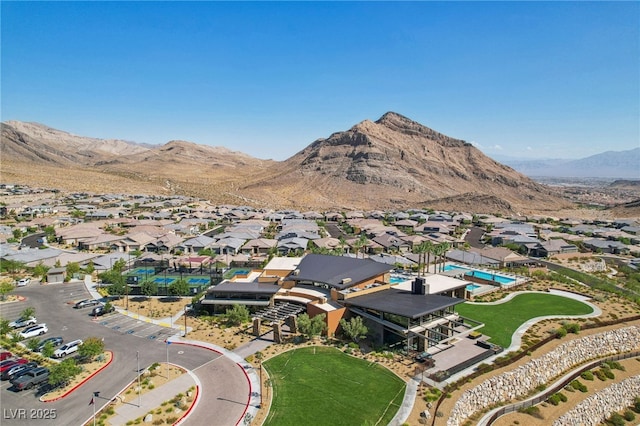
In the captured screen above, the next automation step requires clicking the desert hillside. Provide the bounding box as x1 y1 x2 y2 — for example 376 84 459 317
2 114 574 214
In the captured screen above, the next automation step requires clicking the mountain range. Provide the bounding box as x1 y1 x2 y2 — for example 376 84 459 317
0 112 604 215
497 149 640 179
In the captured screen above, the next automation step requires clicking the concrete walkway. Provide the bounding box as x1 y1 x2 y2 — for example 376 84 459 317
108 370 198 425
427 290 602 388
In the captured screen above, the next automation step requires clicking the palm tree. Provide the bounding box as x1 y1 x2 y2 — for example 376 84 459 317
434 242 451 273
413 242 426 276
357 234 369 258
423 240 434 274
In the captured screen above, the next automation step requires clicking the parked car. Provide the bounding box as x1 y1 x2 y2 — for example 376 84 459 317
90 305 115 316
17 278 31 287
8 316 37 329
0 351 13 361
11 367 49 391
19 324 48 339
36 337 64 352
74 299 101 309
0 358 28 373
53 339 83 358
1 362 38 381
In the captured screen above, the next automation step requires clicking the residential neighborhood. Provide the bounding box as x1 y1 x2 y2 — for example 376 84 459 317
1 184 640 426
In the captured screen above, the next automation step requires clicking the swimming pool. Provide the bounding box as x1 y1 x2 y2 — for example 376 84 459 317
466 284 481 291
444 265 516 285
390 276 409 284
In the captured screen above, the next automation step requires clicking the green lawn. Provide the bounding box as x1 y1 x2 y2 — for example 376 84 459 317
263 346 406 426
455 293 594 348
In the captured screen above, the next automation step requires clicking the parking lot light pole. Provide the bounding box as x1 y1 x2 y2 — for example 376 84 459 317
166 340 171 379
137 351 141 407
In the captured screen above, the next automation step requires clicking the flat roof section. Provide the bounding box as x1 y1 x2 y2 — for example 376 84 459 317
393 274 469 294
344 289 464 319
263 256 302 271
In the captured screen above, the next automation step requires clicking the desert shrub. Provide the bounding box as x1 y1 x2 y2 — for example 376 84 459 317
580 371 594 381
606 361 625 371
423 387 442 402
518 406 543 418
570 380 588 392
548 393 562 405
595 369 608 381
555 327 567 339
563 323 580 334
624 410 636 422
166 417 178 424
607 413 625 426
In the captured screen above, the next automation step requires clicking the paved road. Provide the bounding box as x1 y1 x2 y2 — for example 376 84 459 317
0 282 250 426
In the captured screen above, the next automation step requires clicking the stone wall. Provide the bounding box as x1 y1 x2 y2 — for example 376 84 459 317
553 375 640 426
446 326 640 426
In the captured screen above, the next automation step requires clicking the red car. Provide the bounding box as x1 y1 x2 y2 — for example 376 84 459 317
0 358 27 373
0 351 13 361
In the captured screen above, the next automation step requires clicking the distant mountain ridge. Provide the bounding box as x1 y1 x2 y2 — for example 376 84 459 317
2 113 571 214
500 148 640 179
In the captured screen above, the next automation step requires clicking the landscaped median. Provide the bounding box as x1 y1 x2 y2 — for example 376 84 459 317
41 351 113 402
84 363 198 426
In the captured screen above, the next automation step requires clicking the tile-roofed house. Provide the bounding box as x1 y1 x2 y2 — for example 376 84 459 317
468 247 528 267
180 235 216 254
1 246 63 267
311 237 342 251
371 233 410 253
445 249 501 267
583 238 630 255
241 238 278 257
415 221 453 235
216 237 247 255
535 239 579 257
277 237 309 254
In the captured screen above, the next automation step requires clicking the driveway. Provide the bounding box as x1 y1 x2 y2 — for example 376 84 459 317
0 282 251 426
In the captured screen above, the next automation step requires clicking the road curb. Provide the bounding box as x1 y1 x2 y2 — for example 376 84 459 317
168 340 253 426
173 384 200 426
40 350 114 403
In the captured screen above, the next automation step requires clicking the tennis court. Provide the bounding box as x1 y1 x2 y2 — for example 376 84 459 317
153 277 176 285
187 277 210 285
130 267 156 275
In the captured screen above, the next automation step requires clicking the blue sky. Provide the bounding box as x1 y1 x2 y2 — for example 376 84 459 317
2 1 638 161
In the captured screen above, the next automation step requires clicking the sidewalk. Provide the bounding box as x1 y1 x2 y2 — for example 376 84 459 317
107 370 197 425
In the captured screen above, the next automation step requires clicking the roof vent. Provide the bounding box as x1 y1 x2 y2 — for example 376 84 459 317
293 269 300 276
341 277 352 284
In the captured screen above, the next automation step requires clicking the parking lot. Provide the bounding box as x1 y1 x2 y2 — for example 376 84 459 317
0 280 251 426
95 313 175 341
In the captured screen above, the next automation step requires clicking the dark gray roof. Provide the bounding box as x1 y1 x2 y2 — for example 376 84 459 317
344 289 464 319
208 281 281 296
292 254 393 290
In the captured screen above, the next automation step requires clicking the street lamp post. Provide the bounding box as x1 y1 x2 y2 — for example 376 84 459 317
166 341 171 379
91 391 100 426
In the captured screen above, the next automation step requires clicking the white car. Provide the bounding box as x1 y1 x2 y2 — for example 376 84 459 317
53 339 83 358
8 317 37 329
19 324 48 339
17 278 31 287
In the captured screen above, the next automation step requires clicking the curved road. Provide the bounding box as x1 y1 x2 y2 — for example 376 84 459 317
0 282 251 426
